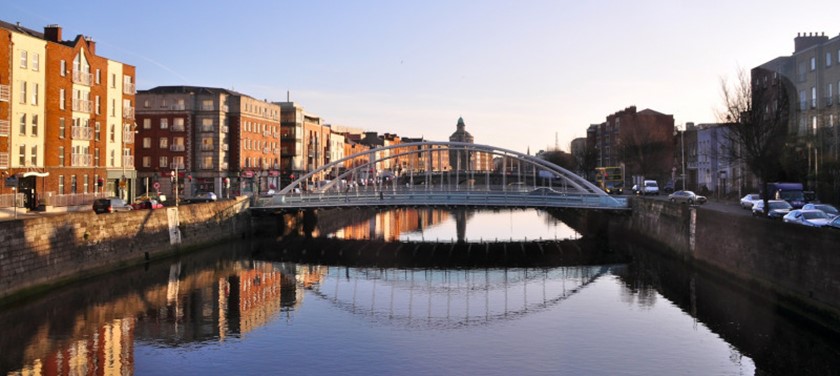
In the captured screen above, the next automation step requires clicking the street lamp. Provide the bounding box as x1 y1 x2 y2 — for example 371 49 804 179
674 124 686 191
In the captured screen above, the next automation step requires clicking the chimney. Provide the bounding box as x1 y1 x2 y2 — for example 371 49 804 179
44 24 62 42
84 36 95 54
794 32 829 53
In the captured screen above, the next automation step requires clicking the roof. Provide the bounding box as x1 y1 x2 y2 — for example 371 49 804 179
139 85 247 97
0 20 44 39
636 108 669 116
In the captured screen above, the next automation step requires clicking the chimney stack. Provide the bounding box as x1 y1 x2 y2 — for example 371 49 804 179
794 32 829 53
44 24 62 42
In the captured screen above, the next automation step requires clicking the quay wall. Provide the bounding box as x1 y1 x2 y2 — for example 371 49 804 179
0 197 251 302
614 198 840 323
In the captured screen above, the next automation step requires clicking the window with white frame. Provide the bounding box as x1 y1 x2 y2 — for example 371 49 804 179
95 122 101 141
71 175 77 193
111 98 116 116
143 137 151 148
95 96 100 114
828 52 833 67
110 150 115 166
60 60 66 76
30 145 37 166
32 53 39 71
31 114 38 136
812 86 817 108
19 114 26 135
94 148 99 166
144 99 150 108
160 137 168 148
161 118 168 129
811 56 816 71
59 146 65 166
143 156 151 167
110 123 115 142
19 81 26 104
159 156 168 168
59 88 65 110
31 83 38 105
58 175 64 194
18 145 25 166
59 118 65 139
143 118 151 129
83 174 89 193
20 50 27 68
95 69 100 84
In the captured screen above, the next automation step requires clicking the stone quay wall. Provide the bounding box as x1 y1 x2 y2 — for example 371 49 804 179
613 198 840 324
0 197 251 301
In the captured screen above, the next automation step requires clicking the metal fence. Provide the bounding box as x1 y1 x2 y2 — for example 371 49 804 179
43 192 111 207
0 193 24 208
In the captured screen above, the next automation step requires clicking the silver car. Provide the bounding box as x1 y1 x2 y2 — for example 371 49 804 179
782 209 832 227
668 190 706 205
752 200 792 219
739 193 761 209
801 203 838 218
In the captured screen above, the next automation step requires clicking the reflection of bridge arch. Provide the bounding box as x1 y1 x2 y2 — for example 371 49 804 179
306 265 611 330
280 141 603 195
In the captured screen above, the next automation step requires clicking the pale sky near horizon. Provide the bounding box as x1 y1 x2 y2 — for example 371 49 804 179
3 0 840 153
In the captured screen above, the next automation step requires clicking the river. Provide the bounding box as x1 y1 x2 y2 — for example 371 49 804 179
0 208 837 375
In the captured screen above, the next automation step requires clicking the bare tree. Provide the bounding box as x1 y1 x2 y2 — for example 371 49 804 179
717 67 794 212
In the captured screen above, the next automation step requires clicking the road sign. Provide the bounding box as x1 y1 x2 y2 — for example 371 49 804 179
4 176 18 188
153 182 161 190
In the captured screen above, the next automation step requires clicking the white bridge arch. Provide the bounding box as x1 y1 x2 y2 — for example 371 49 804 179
253 141 628 211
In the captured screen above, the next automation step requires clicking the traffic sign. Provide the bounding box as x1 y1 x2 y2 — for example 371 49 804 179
153 182 161 190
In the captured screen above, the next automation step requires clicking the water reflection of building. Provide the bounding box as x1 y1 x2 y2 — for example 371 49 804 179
334 208 450 241
13 318 135 376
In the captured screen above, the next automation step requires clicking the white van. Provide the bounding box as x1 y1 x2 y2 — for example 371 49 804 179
643 180 659 195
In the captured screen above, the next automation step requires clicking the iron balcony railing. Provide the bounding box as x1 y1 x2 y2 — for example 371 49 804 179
0 84 10 101
122 155 134 167
123 106 135 119
123 131 134 143
170 144 185 152
123 82 135 95
72 126 93 140
72 69 93 86
72 98 92 113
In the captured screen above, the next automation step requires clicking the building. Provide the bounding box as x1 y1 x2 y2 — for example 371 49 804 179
448 117 474 171
136 86 282 198
0 21 136 209
754 32 840 199
588 106 675 183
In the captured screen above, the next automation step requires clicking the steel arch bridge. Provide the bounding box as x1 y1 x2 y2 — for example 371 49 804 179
252 141 628 212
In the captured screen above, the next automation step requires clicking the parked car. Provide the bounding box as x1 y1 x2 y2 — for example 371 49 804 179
739 193 761 209
801 203 838 218
668 190 706 205
751 199 792 219
642 180 659 195
131 198 164 210
186 191 218 203
604 181 623 195
825 216 840 230
92 198 133 214
782 209 832 227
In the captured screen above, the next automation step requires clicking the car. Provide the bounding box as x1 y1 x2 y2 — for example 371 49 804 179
186 191 218 203
668 190 706 205
801 203 838 218
751 199 792 219
604 181 623 195
131 198 164 210
529 187 563 196
92 197 133 214
782 209 832 227
739 193 761 209
826 216 840 230
642 180 659 195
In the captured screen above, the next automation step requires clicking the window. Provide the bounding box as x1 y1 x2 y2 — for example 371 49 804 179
161 118 168 129
143 137 151 148
31 83 38 105
31 114 38 135
59 118 65 139
144 99 150 108
95 69 100 84
110 150 115 166
31 145 37 166
19 114 26 135
57 175 64 195
111 99 116 116
20 50 27 68
201 118 214 132
812 86 817 108
60 60 66 77
161 99 167 107
19 81 26 104
18 145 25 166
110 73 116 88
32 53 39 71
95 122 101 141
95 96 100 114
94 148 99 166
143 156 151 167
59 146 65 166
159 137 169 148
159 156 168 168
173 118 184 131
828 52 833 67
71 175 77 193
59 88 65 110
143 118 151 129
811 56 816 71
110 123 115 142
83 175 89 193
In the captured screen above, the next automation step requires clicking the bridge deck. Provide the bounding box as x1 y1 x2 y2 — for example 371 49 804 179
252 189 629 212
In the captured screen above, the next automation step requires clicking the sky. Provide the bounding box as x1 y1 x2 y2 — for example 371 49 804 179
3 0 840 153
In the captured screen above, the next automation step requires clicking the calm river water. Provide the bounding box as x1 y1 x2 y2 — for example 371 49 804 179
1 209 838 375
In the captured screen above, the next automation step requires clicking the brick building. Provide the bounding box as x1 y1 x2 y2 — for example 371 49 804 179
0 21 136 208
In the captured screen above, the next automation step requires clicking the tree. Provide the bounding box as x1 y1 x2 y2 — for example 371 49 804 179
717 67 794 213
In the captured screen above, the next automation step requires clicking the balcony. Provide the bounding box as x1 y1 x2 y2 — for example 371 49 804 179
201 126 215 133
123 82 135 95
122 155 134 167
0 120 8 137
169 162 185 170
200 144 214 151
172 124 185 132
221 126 229 133
123 131 135 143
72 98 92 113
171 104 186 111
71 126 93 140
170 144 185 152
221 105 229 112
123 106 135 119
0 84 9 102
71 153 92 167
201 104 215 111
72 69 92 86
221 162 228 169
221 144 229 151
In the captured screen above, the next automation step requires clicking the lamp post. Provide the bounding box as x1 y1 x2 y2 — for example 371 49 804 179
674 124 686 191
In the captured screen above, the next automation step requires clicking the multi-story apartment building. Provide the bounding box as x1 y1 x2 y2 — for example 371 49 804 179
276 101 329 186
755 32 840 197
0 21 136 208
136 86 282 198
588 106 675 182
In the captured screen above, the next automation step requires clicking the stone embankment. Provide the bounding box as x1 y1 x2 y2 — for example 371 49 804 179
613 198 840 327
0 197 251 303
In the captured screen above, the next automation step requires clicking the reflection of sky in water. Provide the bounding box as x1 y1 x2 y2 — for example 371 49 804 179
400 209 579 242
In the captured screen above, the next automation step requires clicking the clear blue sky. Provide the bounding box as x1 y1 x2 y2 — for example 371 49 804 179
4 0 840 153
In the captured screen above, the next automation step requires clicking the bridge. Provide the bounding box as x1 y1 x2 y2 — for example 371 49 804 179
251 141 628 213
